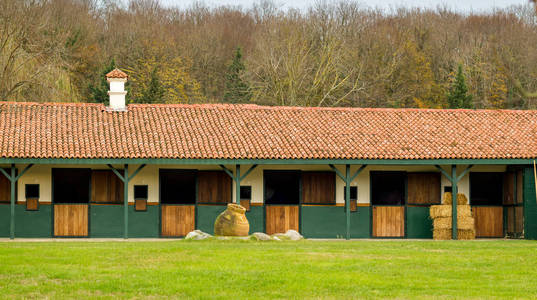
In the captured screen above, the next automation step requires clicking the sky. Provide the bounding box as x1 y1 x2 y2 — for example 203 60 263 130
161 0 529 12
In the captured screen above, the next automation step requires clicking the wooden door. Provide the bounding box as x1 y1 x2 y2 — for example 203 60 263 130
407 173 440 205
91 170 123 203
54 204 89 237
301 172 335 204
473 206 503 238
197 171 231 204
265 205 299 235
161 205 195 237
0 170 10 203
372 206 405 237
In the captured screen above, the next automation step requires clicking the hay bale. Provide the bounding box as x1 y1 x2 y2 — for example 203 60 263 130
457 194 469 205
442 192 452 204
433 229 452 240
457 216 475 230
430 205 451 218
457 205 473 217
433 216 474 230
433 217 452 229
443 192 469 205
458 229 476 240
430 205 472 219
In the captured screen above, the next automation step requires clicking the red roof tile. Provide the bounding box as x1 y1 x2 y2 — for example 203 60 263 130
0 102 536 160
105 68 128 79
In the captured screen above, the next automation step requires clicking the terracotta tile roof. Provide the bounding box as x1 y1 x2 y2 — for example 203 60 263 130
105 68 128 79
1 102 537 160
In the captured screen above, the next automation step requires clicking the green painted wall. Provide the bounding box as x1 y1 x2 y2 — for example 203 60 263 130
197 205 227 235
524 168 537 240
406 206 433 239
90 205 123 238
247 206 264 234
0 205 10 237
15 204 52 237
301 206 370 238
129 205 159 238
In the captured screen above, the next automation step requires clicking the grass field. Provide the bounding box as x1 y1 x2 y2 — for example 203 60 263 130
1 240 537 299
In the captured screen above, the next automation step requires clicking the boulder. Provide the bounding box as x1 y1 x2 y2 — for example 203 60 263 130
185 230 212 240
285 230 304 241
271 233 290 241
250 232 272 241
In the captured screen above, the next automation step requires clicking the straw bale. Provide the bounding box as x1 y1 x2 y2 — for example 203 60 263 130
433 229 451 240
429 205 451 218
457 216 475 230
430 205 472 218
442 192 452 204
458 229 476 240
443 192 469 205
433 216 475 230
433 217 452 229
457 194 469 205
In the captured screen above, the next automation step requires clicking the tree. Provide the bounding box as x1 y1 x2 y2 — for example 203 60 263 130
136 67 165 104
447 64 473 109
88 60 116 104
224 47 251 103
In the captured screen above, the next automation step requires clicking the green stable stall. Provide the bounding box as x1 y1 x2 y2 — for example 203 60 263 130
524 168 537 240
301 206 370 238
90 204 160 238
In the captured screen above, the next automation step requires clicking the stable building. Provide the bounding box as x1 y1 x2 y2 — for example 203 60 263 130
1 69 537 240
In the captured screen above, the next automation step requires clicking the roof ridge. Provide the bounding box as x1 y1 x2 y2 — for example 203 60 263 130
0 101 535 114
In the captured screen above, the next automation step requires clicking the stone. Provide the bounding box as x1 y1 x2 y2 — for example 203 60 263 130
250 232 272 241
272 233 290 241
185 230 212 240
285 230 304 241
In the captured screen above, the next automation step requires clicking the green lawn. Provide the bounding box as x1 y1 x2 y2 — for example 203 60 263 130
1 240 537 299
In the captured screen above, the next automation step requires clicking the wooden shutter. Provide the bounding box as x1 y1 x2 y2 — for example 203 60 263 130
407 172 440 205
0 170 10 203
302 172 335 204
91 170 123 204
197 171 231 204
503 172 515 205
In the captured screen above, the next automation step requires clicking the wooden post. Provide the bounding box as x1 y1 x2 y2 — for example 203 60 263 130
235 164 241 205
10 164 15 240
124 164 129 239
451 165 458 240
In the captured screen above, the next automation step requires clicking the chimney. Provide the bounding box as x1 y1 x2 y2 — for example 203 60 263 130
105 68 128 111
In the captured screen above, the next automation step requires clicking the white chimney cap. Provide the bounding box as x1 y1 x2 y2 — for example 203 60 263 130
106 68 128 111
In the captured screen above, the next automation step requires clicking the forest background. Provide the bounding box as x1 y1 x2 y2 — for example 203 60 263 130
3 0 537 109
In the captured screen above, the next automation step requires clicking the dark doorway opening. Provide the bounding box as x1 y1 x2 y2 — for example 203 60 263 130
371 171 406 205
53 169 91 204
470 172 503 205
264 171 300 205
160 170 196 204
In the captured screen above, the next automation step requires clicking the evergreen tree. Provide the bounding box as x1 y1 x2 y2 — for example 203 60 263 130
223 47 251 103
447 64 473 109
88 59 116 104
136 67 165 103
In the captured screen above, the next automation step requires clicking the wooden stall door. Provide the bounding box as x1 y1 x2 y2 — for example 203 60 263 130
197 171 232 204
473 206 503 238
301 172 335 204
266 206 299 235
372 206 405 237
407 173 440 205
161 205 195 237
0 170 10 203
54 204 89 237
91 170 123 203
